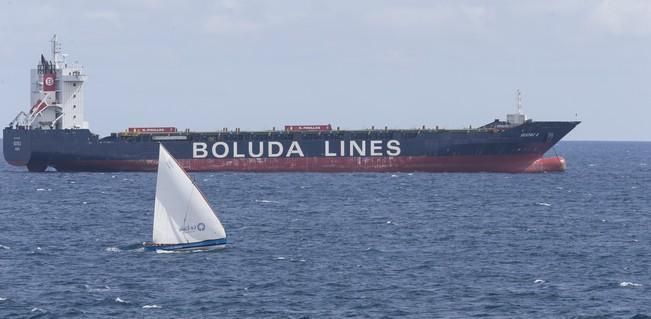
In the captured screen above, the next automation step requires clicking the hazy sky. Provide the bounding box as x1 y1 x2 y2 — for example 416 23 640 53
1 0 650 141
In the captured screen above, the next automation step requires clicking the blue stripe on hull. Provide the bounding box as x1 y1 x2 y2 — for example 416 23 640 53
143 238 226 252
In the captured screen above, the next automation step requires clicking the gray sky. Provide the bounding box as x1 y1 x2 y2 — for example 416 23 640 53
1 0 650 141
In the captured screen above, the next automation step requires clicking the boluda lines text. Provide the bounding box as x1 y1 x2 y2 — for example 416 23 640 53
192 140 401 158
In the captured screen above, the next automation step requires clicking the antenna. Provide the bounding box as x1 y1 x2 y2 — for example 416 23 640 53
51 34 64 67
51 34 56 60
516 89 523 115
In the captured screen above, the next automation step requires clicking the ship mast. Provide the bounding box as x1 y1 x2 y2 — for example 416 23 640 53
516 89 523 114
506 89 527 125
51 34 64 69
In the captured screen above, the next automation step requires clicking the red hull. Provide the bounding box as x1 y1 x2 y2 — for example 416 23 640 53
50 155 567 173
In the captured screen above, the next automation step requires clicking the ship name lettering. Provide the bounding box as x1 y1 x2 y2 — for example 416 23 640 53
386 140 401 156
192 140 401 158
520 132 539 137
324 140 401 157
192 141 304 159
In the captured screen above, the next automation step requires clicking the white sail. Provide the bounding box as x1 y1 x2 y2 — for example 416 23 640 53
152 144 226 244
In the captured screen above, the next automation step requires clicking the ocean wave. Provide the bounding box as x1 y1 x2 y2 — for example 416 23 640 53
115 297 128 304
31 307 47 313
619 282 642 287
256 199 279 204
84 284 111 292
106 242 147 252
155 249 182 254
142 304 162 309
536 202 552 207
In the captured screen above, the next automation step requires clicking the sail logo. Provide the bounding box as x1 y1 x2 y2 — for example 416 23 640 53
180 222 206 233
192 140 401 158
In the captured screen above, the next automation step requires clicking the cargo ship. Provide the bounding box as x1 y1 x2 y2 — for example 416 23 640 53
3 36 579 173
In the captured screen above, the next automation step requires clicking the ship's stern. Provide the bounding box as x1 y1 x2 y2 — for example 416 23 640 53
2 127 50 171
3 127 33 167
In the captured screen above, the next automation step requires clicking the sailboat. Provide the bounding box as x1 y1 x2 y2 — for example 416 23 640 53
143 144 226 252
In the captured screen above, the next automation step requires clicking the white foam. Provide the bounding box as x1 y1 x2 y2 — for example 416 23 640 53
0 244 9 250
155 249 179 254
142 304 162 309
536 202 552 207
391 174 398 177
36 188 46 191
256 199 278 204
115 297 128 303
0 297 6 301
407 173 414 176
534 279 545 284
31 307 46 313
85 284 111 292
82 201 88 205
70 181 76 184
619 282 642 287
274 256 286 260
105 247 121 252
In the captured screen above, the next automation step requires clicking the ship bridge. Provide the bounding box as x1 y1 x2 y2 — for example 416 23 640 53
9 35 88 131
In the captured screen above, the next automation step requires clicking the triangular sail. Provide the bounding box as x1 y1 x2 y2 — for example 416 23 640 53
152 144 226 244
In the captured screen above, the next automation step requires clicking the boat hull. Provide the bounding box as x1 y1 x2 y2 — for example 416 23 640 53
143 238 226 252
3 121 580 173
41 154 567 173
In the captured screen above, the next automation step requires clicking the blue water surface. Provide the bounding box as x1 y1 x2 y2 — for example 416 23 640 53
1 141 650 318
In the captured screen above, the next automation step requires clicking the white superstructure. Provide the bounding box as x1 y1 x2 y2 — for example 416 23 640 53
506 89 527 125
24 35 88 130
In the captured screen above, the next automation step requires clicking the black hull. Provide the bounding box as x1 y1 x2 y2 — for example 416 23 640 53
3 121 579 173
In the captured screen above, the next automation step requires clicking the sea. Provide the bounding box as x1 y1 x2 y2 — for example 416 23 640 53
1 141 650 318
